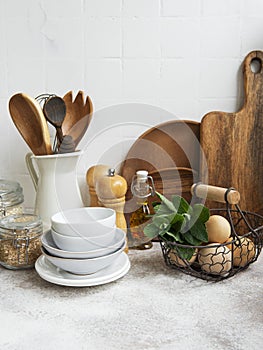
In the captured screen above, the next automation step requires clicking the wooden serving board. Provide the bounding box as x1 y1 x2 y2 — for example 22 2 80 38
200 50 263 214
121 120 200 196
148 167 198 205
121 120 201 227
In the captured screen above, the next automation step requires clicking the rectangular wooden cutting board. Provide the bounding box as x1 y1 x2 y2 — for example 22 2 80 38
200 50 263 214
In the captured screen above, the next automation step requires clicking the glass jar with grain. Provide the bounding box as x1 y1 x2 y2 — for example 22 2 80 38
0 180 24 218
0 214 43 269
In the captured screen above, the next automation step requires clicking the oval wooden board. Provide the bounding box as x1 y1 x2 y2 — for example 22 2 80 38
121 119 200 203
121 120 201 234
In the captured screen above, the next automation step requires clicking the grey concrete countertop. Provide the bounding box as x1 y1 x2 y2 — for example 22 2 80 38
0 243 262 350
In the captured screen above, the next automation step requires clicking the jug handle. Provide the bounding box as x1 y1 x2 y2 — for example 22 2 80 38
25 152 38 191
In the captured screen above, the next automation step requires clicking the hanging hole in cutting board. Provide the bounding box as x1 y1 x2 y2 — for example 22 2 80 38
250 57 262 74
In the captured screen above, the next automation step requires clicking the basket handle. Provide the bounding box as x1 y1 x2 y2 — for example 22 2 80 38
191 183 240 204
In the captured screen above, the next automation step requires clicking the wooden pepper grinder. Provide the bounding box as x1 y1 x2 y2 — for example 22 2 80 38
96 168 127 230
96 168 128 252
86 164 110 206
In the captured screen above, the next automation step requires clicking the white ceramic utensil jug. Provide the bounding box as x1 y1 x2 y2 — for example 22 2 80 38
26 151 84 229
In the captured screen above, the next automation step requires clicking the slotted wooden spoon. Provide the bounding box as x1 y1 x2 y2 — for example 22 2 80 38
62 91 93 147
9 93 52 155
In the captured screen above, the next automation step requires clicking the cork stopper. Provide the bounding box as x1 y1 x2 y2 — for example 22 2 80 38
136 170 148 182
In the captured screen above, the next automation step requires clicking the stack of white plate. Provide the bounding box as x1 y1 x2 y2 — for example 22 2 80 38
35 207 130 287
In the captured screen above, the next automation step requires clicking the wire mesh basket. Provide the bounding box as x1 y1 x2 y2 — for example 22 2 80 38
159 184 263 282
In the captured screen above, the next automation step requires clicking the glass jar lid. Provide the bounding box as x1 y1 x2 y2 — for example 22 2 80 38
0 180 24 207
0 214 42 236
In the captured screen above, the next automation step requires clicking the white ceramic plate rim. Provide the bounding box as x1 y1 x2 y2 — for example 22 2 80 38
35 253 130 287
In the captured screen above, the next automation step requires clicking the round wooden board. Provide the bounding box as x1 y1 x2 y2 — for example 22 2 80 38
121 119 200 202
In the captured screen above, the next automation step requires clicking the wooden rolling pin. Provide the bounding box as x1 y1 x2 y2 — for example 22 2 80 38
191 183 240 205
86 164 110 206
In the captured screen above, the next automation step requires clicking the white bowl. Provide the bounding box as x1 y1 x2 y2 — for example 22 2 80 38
41 242 126 275
41 229 126 259
51 207 116 237
51 226 116 251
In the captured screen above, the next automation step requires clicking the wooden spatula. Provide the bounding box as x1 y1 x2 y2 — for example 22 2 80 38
9 93 52 155
200 50 263 214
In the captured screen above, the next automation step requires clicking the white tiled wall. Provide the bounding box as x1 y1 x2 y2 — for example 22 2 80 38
0 0 262 208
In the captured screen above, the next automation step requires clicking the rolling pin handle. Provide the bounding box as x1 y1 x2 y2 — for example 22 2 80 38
191 183 240 205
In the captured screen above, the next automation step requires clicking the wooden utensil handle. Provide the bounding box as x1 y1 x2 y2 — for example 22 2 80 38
56 127 64 144
191 183 240 204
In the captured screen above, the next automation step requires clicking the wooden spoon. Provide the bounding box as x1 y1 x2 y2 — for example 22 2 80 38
43 96 66 145
62 91 93 147
9 93 52 155
58 135 75 154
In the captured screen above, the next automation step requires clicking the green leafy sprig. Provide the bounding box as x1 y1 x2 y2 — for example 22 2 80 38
143 192 210 260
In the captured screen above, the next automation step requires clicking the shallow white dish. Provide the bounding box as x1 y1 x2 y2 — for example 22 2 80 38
51 226 116 251
51 207 116 237
42 229 126 259
35 253 130 287
41 241 126 275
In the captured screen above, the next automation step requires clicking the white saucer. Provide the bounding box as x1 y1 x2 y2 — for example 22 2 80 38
35 252 130 287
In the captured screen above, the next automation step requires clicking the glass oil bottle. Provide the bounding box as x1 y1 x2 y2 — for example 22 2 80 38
129 170 155 250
